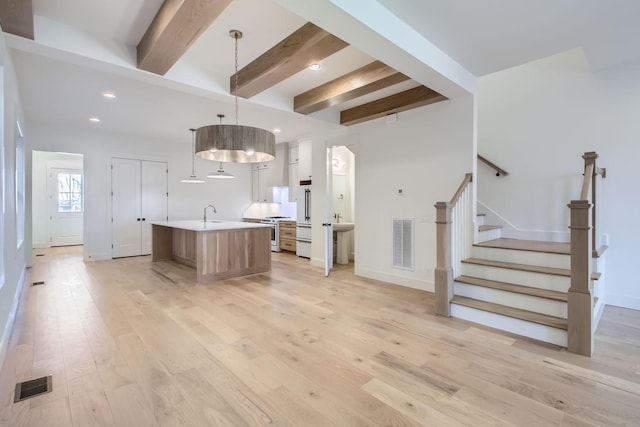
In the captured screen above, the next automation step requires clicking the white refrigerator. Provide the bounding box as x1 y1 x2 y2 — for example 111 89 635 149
296 186 311 258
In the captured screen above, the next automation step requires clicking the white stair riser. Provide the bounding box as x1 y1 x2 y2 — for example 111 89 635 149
477 228 502 242
454 282 567 318
471 247 570 270
451 304 567 347
477 215 485 226
461 263 570 292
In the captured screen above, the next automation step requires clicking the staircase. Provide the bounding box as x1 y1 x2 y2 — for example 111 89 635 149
450 218 572 346
435 152 606 355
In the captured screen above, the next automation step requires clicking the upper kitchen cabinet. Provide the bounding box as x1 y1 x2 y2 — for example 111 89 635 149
288 144 299 164
251 144 288 203
298 141 312 182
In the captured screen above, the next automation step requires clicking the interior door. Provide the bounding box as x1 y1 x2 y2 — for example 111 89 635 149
112 158 142 258
324 147 333 277
48 168 84 246
140 161 168 255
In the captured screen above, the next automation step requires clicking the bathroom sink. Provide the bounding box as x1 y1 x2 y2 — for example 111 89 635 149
333 222 354 232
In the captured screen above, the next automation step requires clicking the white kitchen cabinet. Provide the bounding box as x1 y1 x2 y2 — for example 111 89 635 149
251 144 288 203
288 162 299 201
288 144 299 164
251 164 272 203
298 140 312 181
112 158 168 258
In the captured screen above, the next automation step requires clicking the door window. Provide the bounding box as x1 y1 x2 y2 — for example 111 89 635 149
57 173 83 212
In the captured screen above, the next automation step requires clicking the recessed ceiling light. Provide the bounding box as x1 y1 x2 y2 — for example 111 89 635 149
273 128 281 133
309 63 321 71
102 91 116 99
89 117 100 122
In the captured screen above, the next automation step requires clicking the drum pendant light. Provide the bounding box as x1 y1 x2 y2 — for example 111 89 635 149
195 30 275 163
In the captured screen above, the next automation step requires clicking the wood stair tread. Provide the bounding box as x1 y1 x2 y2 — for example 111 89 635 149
451 296 568 330
456 275 567 302
479 225 502 231
462 258 571 277
474 238 570 255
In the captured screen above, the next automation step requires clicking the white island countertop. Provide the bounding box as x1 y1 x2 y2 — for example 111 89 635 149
151 220 272 232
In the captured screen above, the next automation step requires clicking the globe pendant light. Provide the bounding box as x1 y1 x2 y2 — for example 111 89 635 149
181 128 205 183
207 114 235 179
195 29 275 163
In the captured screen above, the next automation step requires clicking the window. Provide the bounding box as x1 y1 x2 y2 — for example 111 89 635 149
57 173 83 212
15 120 25 248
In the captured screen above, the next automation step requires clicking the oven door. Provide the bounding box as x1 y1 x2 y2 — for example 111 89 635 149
261 220 279 251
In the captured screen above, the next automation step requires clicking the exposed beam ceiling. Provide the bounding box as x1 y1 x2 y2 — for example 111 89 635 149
340 85 447 126
0 0 33 40
137 0 232 75
231 22 348 99
293 60 409 115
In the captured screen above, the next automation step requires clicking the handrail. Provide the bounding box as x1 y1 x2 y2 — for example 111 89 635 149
580 163 594 200
450 173 473 205
478 154 509 176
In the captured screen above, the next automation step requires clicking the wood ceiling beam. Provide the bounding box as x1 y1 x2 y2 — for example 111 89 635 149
293 61 409 115
0 0 34 40
340 86 447 126
137 0 232 75
231 22 348 99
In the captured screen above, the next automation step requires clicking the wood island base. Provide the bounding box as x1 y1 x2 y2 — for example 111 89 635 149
152 222 271 283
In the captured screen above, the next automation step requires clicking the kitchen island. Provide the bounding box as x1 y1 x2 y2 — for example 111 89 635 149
151 220 271 283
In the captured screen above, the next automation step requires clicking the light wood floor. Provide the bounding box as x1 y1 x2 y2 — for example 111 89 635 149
1 247 639 426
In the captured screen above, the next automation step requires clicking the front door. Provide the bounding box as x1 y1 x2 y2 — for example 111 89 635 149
48 168 84 246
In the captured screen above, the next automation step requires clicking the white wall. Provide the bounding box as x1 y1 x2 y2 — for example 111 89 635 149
0 33 28 372
478 49 640 309
351 96 475 291
27 123 253 261
32 151 83 247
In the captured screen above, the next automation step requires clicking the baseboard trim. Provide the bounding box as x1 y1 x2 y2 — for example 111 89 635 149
355 267 434 292
605 294 640 311
0 267 27 373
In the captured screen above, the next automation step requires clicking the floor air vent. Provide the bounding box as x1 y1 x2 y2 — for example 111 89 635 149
32 281 45 286
35 254 45 257
14 376 52 402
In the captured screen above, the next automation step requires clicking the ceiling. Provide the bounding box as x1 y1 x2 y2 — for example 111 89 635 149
4 0 640 147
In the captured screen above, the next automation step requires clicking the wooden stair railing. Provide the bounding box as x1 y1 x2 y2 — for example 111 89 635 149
478 154 509 176
568 151 605 356
435 173 473 316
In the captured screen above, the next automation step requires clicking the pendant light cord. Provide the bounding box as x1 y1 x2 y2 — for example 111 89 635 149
234 32 239 126
191 129 196 175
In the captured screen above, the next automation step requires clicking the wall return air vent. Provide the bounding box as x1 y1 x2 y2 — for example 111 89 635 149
392 218 414 270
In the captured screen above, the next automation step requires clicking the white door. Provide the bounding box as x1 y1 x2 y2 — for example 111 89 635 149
48 168 84 246
112 158 168 258
140 161 168 255
324 147 333 277
112 158 142 258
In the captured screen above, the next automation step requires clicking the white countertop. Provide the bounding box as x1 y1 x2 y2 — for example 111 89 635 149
151 220 272 232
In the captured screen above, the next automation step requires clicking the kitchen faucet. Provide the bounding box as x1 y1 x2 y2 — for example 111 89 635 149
203 204 217 223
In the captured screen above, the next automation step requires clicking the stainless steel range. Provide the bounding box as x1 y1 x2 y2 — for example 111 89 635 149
260 216 293 252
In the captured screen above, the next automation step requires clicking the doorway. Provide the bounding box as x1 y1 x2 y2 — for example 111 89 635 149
32 151 84 248
327 145 356 269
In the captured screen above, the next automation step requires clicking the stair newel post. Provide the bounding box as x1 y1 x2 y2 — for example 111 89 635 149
567 200 594 356
434 202 453 316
